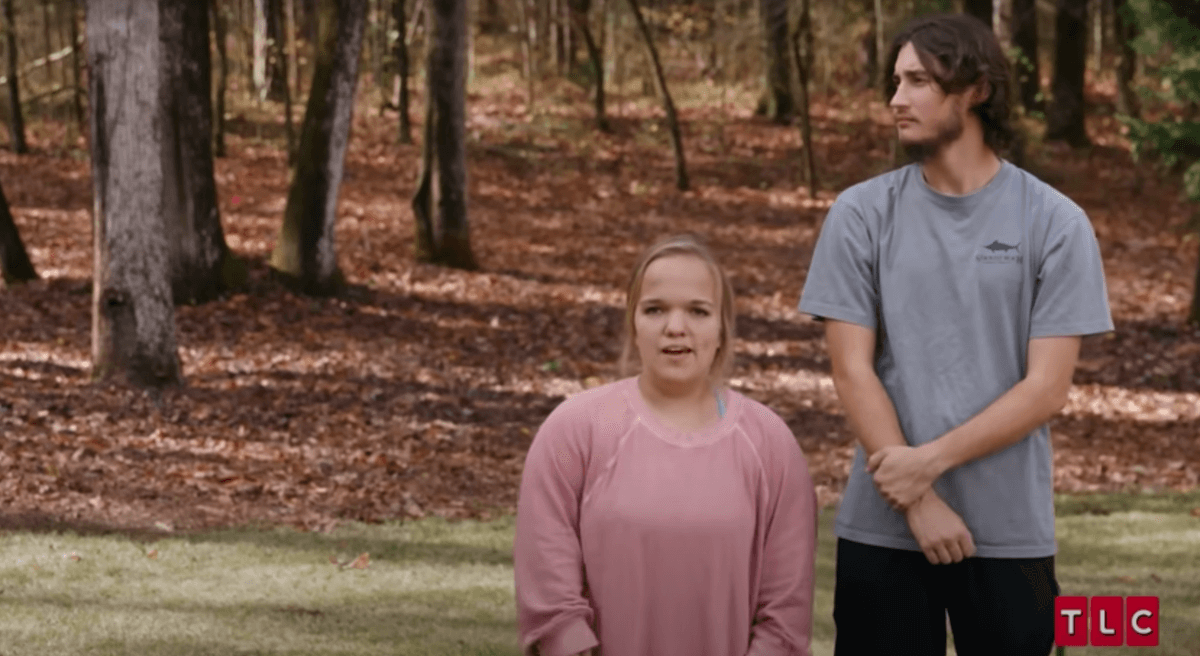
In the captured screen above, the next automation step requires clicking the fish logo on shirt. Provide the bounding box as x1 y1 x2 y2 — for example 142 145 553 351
983 240 1019 253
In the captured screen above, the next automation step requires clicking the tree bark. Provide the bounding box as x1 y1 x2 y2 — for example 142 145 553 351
1113 0 1138 118
267 0 288 101
253 0 269 99
393 0 413 143
163 0 241 304
570 0 607 131
1011 0 1041 112
516 0 535 109
270 0 367 294
0 176 36 284
211 0 229 157
963 0 993 29
1046 0 1090 147
758 0 793 122
86 0 183 388
3 0 28 154
792 0 816 197
874 0 886 94
412 0 478 268
1191 237 1200 326
626 0 688 190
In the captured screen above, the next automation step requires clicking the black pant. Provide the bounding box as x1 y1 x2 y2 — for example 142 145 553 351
833 539 1059 656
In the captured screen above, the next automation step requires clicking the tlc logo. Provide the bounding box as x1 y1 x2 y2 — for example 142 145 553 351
1055 596 1159 647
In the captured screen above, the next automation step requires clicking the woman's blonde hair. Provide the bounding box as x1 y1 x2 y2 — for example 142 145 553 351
618 234 736 384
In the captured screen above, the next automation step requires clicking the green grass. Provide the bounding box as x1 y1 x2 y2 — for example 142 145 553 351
0 492 1197 655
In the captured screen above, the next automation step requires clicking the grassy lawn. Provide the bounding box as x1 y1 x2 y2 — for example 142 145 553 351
1 491 1197 656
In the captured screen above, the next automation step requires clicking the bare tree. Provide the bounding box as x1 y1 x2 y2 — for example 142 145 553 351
393 0 413 143
625 0 688 190
570 0 607 131
1011 0 1041 113
412 0 479 268
211 0 229 157
87 0 183 388
792 0 817 196
1113 0 1139 118
3 0 28 154
760 0 793 122
0 176 35 284
270 0 367 294
1046 0 1090 147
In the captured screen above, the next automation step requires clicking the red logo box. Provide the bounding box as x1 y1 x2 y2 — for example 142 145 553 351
1126 596 1160 647
1055 596 1088 647
1091 596 1124 646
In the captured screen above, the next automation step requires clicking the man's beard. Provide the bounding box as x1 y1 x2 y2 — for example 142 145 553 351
901 112 964 163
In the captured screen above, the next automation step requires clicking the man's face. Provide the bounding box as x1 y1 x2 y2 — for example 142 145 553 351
889 42 973 161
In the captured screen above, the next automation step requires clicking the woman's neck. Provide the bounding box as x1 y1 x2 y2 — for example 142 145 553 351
637 374 722 432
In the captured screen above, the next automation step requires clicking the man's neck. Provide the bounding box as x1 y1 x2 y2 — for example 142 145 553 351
919 139 1001 196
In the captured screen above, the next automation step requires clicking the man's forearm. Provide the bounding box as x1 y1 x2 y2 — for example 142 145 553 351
832 370 908 456
924 376 1067 476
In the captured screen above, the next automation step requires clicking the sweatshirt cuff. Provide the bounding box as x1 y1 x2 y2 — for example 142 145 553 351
538 616 599 656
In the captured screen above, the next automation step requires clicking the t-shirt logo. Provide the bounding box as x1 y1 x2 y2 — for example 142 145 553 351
977 240 1022 263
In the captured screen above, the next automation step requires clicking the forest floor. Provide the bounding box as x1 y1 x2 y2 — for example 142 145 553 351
1 46 1199 534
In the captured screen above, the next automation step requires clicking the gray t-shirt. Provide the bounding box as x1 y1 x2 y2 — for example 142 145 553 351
798 161 1113 558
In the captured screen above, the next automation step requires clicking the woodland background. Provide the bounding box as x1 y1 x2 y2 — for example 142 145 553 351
0 0 1198 534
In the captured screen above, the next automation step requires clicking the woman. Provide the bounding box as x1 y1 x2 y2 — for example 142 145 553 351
514 235 818 656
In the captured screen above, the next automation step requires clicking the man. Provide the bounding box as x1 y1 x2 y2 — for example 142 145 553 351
798 13 1112 656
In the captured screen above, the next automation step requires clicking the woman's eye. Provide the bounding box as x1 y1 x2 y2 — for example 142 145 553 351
643 306 661 315
691 308 710 316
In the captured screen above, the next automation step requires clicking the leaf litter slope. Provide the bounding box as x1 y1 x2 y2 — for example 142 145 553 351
0 78 1197 533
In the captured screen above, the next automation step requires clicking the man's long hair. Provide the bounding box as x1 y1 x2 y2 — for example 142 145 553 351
884 13 1015 152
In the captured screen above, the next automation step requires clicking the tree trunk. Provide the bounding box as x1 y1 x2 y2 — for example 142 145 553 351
0 176 36 284
792 0 816 197
272 0 295 160
393 0 413 143
3 0 28 154
287 0 298 104
1046 0 1090 147
1113 0 1138 118
571 0 607 131
267 0 288 101
253 0 269 99
874 0 886 94
412 0 478 268
482 0 502 33
963 0 993 29
626 0 688 190
86 0 183 388
40 0 54 88
1011 0 1041 112
759 0 793 122
269 0 367 295
516 0 534 109
69 0 83 131
211 0 228 157
163 0 241 304
1190 237 1200 326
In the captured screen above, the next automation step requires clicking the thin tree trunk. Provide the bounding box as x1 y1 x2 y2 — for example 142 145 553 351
0 176 36 283
253 0 269 100
1113 0 1138 118
1046 0 1090 147
41 0 53 88
211 0 229 157
1190 238 1200 326
267 0 287 101
287 0 298 104
412 0 477 268
393 0 413 142
163 0 241 304
3 0 28 154
86 0 182 388
516 0 534 109
270 0 367 295
792 0 816 197
1012 0 1041 112
760 0 793 122
874 0 886 94
571 0 607 131
68 0 83 131
625 0 688 190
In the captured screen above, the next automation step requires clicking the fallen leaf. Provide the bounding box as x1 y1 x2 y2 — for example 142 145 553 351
1191 507 1200 518
1117 575 1136 583
1150 573 1162 582
328 554 339 565
146 549 158 559
346 552 369 570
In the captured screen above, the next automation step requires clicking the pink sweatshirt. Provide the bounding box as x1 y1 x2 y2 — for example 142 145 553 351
514 377 817 656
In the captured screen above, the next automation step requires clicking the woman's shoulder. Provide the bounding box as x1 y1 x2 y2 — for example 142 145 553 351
727 388 802 450
541 377 637 426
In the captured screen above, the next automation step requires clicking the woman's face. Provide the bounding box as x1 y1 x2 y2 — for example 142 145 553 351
633 254 723 390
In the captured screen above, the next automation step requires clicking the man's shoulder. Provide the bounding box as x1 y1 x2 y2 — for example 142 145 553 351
834 164 918 212
1004 162 1088 220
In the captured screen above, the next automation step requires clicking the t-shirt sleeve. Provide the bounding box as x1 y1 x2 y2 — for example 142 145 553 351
514 402 600 656
797 196 878 330
747 421 818 656
1029 211 1114 338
